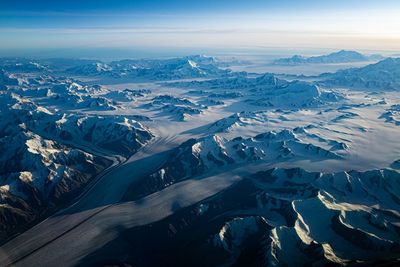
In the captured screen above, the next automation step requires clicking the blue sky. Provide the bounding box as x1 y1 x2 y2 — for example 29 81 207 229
2 0 398 13
1 0 399 57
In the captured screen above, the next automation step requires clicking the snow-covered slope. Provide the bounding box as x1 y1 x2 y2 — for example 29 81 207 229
213 216 270 262
108 165 400 267
45 80 120 110
1 54 399 266
273 50 381 65
206 110 298 133
1 93 153 156
0 92 153 240
64 55 232 80
0 93 113 240
44 114 153 156
144 94 206 121
171 73 287 91
0 127 112 240
171 74 344 108
255 166 400 265
0 58 48 72
131 130 346 198
321 57 400 90
245 81 344 108
151 94 199 107
66 62 113 76
380 104 400 125
0 69 20 86
2 73 122 111
159 104 203 121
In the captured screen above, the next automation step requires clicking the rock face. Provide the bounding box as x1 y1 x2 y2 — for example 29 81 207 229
1 93 153 156
88 165 400 267
321 57 400 90
227 167 400 266
0 62 155 242
213 216 270 258
0 124 112 241
131 130 345 198
0 92 153 241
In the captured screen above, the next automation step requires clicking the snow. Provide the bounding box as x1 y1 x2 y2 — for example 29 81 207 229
321 57 400 90
214 216 262 253
0 55 400 266
273 50 379 65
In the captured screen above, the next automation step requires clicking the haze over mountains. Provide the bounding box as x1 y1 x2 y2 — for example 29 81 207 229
273 50 384 65
0 50 400 266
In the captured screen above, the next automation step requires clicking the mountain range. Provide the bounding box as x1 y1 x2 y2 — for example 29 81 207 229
273 50 384 65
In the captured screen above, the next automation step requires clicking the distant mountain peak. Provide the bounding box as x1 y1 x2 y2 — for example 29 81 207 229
273 50 381 65
320 57 400 90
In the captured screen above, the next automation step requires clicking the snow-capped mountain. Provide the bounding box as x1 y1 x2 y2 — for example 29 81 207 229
0 96 113 240
0 58 48 72
320 57 400 90
151 94 200 107
213 216 270 263
1 54 399 267
261 167 400 265
170 74 344 108
21 78 121 110
0 91 153 240
66 62 113 76
0 130 111 240
64 55 232 80
1 93 153 156
207 111 293 133
171 73 287 91
0 69 20 86
273 50 382 65
380 104 400 125
159 104 203 121
125 56 230 80
103 90 142 102
131 130 346 198
145 94 206 121
44 114 153 156
108 165 400 266
245 81 344 108
251 166 400 265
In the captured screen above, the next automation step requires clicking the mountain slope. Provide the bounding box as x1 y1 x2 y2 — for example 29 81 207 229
273 50 381 65
0 92 153 241
80 166 400 267
65 55 232 80
320 57 400 90
130 130 346 198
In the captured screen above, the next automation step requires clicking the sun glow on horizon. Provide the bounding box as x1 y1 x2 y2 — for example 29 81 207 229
1 1 399 55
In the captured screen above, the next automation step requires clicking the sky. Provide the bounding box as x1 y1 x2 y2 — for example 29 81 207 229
1 0 399 58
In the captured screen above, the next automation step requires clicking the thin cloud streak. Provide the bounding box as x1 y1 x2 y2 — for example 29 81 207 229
0 5 399 53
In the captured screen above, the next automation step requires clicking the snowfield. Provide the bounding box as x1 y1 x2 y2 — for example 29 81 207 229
0 53 399 266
